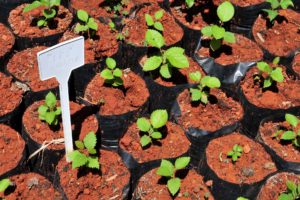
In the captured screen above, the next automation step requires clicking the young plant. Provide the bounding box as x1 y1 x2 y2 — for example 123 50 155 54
23 0 61 27
263 0 294 22
278 180 300 200
137 109 168 147
103 0 129 17
38 92 61 126
68 131 99 169
145 10 164 32
227 144 243 162
100 57 123 87
156 157 191 196
0 178 11 193
201 1 236 51
189 71 221 104
74 10 98 37
255 57 284 89
273 113 300 148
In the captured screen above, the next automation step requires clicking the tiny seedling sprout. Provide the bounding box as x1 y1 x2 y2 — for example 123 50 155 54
75 10 98 37
263 0 294 22
156 157 191 196
145 10 164 32
0 178 11 193
137 109 168 147
104 0 129 17
189 71 221 104
227 144 243 162
278 179 300 200
68 131 99 169
100 57 123 87
38 91 61 126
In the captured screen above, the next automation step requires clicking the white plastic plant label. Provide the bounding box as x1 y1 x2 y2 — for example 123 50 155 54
37 36 84 161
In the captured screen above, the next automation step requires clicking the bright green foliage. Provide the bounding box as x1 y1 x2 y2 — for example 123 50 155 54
100 57 123 87
255 57 284 89
156 157 191 196
0 178 11 193
137 109 168 147
237 197 249 200
185 0 195 8
227 144 243 162
75 10 98 37
68 131 99 169
189 71 221 104
263 0 294 22
278 180 300 200
145 10 164 32
104 0 129 17
272 113 300 148
38 92 61 126
201 1 235 51
23 0 61 27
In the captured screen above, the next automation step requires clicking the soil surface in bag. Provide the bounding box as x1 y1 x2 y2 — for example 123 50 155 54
57 149 130 200
133 168 214 199
119 121 190 163
0 124 25 175
7 46 58 92
0 23 15 58
212 0 265 7
259 117 300 163
122 3 184 47
84 69 149 115
256 172 300 200
252 9 300 57
60 20 119 64
23 101 98 150
0 172 62 200
240 65 300 109
8 4 72 38
292 53 300 75
206 132 277 184
0 73 23 117
197 34 263 66
176 88 243 132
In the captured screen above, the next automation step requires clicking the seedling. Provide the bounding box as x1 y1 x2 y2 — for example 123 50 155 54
263 0 294 22
0 178 11 193
38 92 61 126
137 109 168 147
23 0 61 27
145 10 164 32
201 1 235 51
100 57 123 87
227 144 243 162
272 113 300 148
189 71 221 104
68 131 99 169
103 0 129 17
156 157 191 196
255 57 284 89
74 10 98 37
278 180 300 200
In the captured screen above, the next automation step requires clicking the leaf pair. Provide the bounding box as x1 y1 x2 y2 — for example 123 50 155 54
227 144 243 162
100 57 123 87
145 10 164 32
75 10 98 35
263 0 294 22
38 92 61 126
278 180 300 200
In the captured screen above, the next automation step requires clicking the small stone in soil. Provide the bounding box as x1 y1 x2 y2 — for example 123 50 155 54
241 167 254 177
205 180 213 187
27 177 39 189
264 162 276 170
243 144 251 154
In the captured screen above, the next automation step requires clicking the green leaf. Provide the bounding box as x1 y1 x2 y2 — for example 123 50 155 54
156 159 174 177
273 57 280 65
280 0 294 9
189 71 201 82
224 32 236 43
270 67 284 82
263 77 273 88
106 57 116 69
77 9 89 22
75 140 84 150
45 112 56 125
167 177 181 196
50 0 61 7
137 117 151 132
145 29 165 48
286 180 297 191
23 1 42 12
227 150 234 156
55 107 61 115
113 68 122 78
38 105 48 120
87 156 100 169
150 109 168 129
151 131 162 139
145 14 154 26
267 0 280 9
87 148 97 155
257 61 272 73
154 10 164 20
112 77 123 87
201 93 208 104
154 22 164 31
0 179 11 193
175 157 190 170
285 114 299 127
278 193 292 200
263 9 278 21
185 0 195 8
43 9 56 19
217 1 235 22
201 76 221 88
159 64 172 79
45 92 57 109
281 131 296 140
74 24 88 33
211 25 225 40
83 131 97 150
143 56 163 71
37 19 46 27
190 88 202 101
201 26 212 37
87 18 98 31
100 69 114 80
210 39 221 51
70 151 88 169
237 197 249 200
165 47 189 68
140 135 151 147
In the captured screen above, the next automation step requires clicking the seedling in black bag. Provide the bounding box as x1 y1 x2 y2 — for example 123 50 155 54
23 0 61 27
156 157 191 196
255 57 284 89
137 109 168 147
273 113 300 148
75 10 98 37
68 131 99 169
227 144 243 162
189 71 221 104
278 180 300 200
145 10 164 32
103 0 129 17
100 57 123 87
263 0 294 22
201 1 235 51
0 178 12 193
38 92 61 126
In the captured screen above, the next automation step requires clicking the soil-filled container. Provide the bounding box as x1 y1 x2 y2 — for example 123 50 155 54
0 23 15 70
292 53 300 76
8 4 73 49
0 0 32 25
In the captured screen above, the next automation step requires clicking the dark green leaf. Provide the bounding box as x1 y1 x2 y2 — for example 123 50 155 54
210 39 221 51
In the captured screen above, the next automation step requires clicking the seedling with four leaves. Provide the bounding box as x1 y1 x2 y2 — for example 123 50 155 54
201 1 236 51
23 0 61 27
145 10 164 32
68 131 100 169
38 92 61 126
263 0 294 22
74 10 98 37
137 109 168 147
227 144 243 162
189 71 221 104
278 179 300 200
156 157 191 196
0 178 11 193
100 57 123 87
